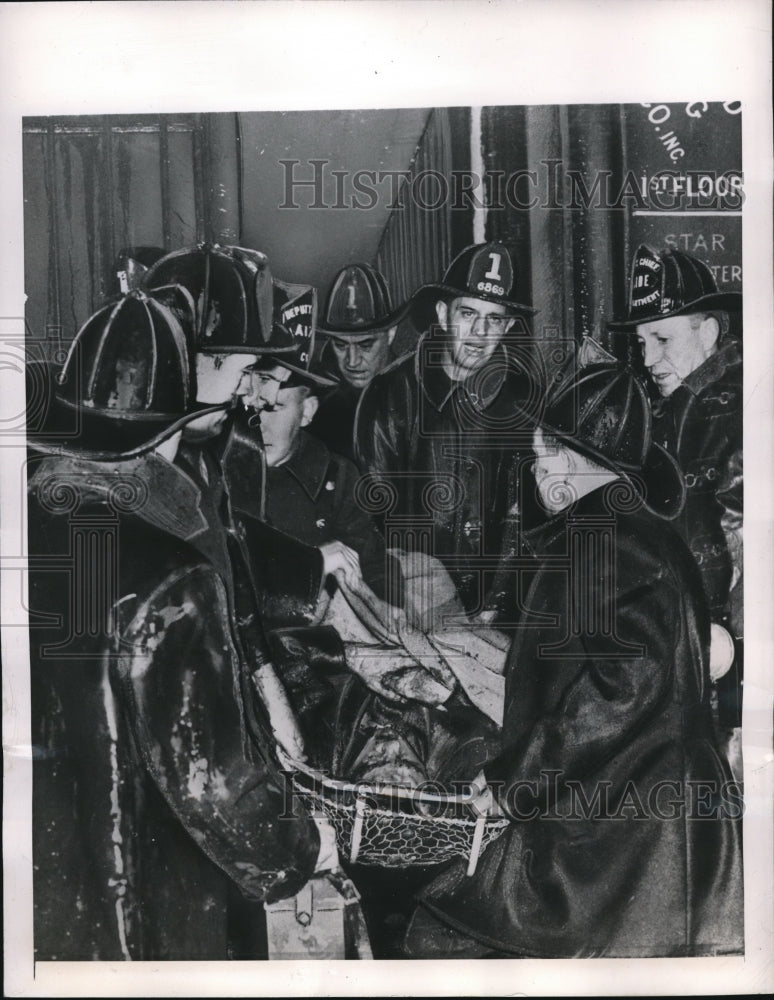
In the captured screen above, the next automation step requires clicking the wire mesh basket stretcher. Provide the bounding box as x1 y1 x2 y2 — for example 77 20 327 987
286 756 510 877
261 564 513 878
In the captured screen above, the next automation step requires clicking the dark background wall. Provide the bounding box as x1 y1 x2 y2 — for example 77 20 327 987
23 103 742 356
238 107 431 291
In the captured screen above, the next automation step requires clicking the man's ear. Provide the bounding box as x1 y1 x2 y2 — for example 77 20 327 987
300 392 319 427
387 325 398 345
435 300 448 328
699 315 720 355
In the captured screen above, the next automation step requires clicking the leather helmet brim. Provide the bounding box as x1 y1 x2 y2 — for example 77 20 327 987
26 364 230 461
317 297 411 336
409 282 537 332
608 291 742 331
538 414 686 521
195 323 298 355
248 356 339 390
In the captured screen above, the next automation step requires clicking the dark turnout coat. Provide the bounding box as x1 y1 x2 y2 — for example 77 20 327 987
652 339 743 633
355 335 537 613
308 381 363 465
652 340 743 728
410 488 743 957
308 338 401 464
28 451 320 960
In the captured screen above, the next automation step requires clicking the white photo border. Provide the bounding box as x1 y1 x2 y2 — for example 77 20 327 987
2 1 772 996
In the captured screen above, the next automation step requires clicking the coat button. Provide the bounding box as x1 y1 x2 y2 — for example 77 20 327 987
316 518 326 529
325 480 335 491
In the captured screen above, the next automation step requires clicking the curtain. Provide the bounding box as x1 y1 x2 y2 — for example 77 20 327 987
23 113 239 346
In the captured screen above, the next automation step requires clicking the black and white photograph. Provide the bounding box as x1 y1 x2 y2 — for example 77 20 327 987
2 2 772 996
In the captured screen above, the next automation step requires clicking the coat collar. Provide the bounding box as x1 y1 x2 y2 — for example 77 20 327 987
29 451 209 543
524 487 632 555
272 431 332 502
652 338 741 418
679 339 741 397
415 333 508 412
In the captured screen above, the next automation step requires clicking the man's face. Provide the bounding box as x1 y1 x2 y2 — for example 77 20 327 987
185 352 254 440
328 329 394 389
635 314 719 398
244 362 290 411
252 365 319 467
436 296 514 379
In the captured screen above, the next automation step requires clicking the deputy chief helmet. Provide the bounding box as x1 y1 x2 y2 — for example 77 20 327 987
259 280 337 390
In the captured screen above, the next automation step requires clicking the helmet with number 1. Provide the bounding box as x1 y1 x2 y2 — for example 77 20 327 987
317 263 409 336
409 241 536 331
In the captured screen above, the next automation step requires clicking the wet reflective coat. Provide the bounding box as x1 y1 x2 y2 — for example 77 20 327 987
28 452 319 960
409 489 744 957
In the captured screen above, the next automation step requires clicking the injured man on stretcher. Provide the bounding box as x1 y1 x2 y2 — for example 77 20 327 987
264 547 508 789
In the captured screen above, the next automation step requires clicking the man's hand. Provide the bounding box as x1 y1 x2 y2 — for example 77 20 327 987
320 541 363 590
